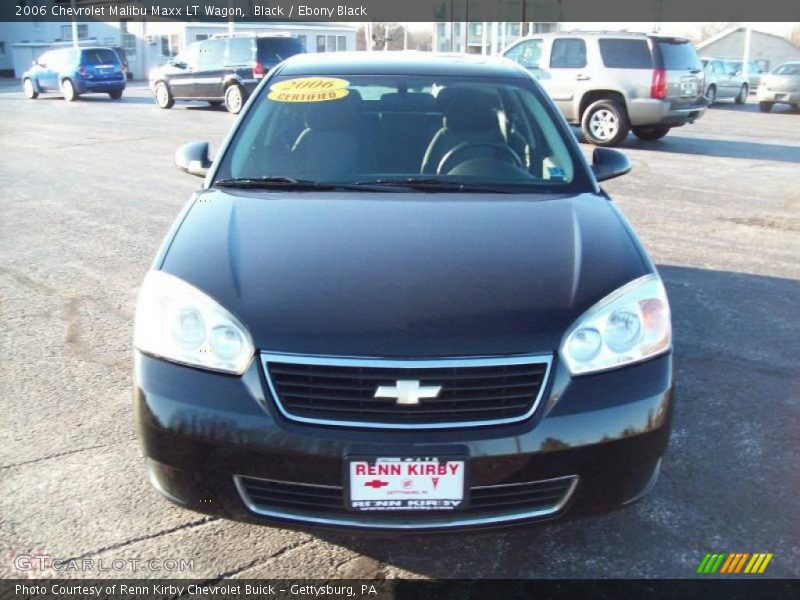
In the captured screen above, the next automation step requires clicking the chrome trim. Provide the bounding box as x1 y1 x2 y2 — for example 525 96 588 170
260 352 553 430
621 459 661 506
234 474 578 530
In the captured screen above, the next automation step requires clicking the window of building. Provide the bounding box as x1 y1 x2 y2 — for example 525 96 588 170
160 34 180 59
327 35 336 51
0 42 5 55
337 36 347 51
61 24 89 41
195 34 209 42
120 20 136 55
471 23 483 36
599 39 652 69
550 38 587 69
316 35 325 52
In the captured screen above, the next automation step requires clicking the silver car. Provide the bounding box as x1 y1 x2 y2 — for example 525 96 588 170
503 32 708 146
757 61 800 112
701 57 749 104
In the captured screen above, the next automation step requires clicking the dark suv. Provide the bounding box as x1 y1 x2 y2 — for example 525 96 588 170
149 34 305 114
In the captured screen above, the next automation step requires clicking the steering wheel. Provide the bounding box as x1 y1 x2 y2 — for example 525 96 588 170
437 141 524 175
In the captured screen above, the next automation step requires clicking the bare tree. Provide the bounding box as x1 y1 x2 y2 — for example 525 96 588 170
789 25 800 47
690 22 738 44
356 23 429 51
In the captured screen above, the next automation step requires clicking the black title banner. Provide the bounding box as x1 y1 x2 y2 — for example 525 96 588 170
4 579 800 600
5 0 800 23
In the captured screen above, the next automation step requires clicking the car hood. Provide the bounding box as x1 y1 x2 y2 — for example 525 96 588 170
160 189 649 357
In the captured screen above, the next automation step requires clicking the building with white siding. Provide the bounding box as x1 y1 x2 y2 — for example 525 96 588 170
0 13 357 79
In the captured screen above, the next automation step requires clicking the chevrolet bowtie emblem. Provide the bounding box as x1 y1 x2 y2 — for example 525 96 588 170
375 380 442 406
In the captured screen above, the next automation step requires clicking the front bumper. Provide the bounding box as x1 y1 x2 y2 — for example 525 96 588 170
628 98 708 127
135 351 674 533
757 87 800 104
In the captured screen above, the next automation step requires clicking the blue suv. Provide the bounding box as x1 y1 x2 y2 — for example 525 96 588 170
22 47 126 102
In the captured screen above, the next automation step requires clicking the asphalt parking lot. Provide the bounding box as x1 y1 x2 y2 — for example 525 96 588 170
1 81 798 580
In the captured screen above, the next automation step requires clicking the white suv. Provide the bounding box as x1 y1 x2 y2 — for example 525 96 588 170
504 32 708 146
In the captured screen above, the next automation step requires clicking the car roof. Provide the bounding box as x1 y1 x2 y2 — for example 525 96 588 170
277 52 527 78
515 31 691 43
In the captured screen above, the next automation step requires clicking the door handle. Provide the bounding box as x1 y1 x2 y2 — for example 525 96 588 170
576 73 591 81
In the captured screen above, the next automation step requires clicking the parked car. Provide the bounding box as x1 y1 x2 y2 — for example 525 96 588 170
22 46 126 102
701 57 748 104
135 52 674 533
149 33 305 114
503 31 707 146
729 59 765 91
757 61 800 112
111 46 132 80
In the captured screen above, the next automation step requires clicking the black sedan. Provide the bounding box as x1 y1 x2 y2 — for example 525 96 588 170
134 52 673 532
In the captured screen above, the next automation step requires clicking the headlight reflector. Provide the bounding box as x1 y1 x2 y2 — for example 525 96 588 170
560 274 671 375
135 271 254 374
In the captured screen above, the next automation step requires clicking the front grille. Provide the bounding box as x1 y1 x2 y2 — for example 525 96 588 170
262 354 552 429
236 475 577 529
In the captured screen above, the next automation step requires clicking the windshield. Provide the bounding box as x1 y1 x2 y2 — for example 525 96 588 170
215 74 588 193
773 63 800 76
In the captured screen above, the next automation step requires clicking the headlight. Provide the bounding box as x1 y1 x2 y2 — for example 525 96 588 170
560 274 671 376
134 271 254 375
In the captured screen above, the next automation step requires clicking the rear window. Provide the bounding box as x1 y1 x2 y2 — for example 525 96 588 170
656 40 702 71
81 49 119 65
257 38 305 63
599 39 653 69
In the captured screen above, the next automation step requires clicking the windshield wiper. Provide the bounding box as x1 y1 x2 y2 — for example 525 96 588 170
352 177 514 193
214 177 338 190
213 177 404 193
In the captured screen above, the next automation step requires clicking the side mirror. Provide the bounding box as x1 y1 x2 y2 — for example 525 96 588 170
591 147 631 182
175 142 212 178
171 60 187 69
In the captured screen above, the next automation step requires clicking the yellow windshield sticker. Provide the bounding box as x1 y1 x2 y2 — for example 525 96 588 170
268 77 350 103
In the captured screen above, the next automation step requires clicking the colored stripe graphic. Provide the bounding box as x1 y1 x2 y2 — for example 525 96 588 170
698 553 726 573
720 554 737 573
700 552 773 574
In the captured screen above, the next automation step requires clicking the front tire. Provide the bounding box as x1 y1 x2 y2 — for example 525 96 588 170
224 84 245 114
154 81 174 109
735 84 748 104
759 101 774 113
631 125 671 141
108 89 123 100
581 99 630 147
23 78 38 99
61 79 77 102
706 85 717 105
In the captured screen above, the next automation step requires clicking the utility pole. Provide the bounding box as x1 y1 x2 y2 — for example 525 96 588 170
742 27 752 84
70 0 78 48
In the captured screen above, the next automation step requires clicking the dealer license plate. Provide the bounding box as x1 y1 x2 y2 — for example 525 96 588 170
347 456 466 511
